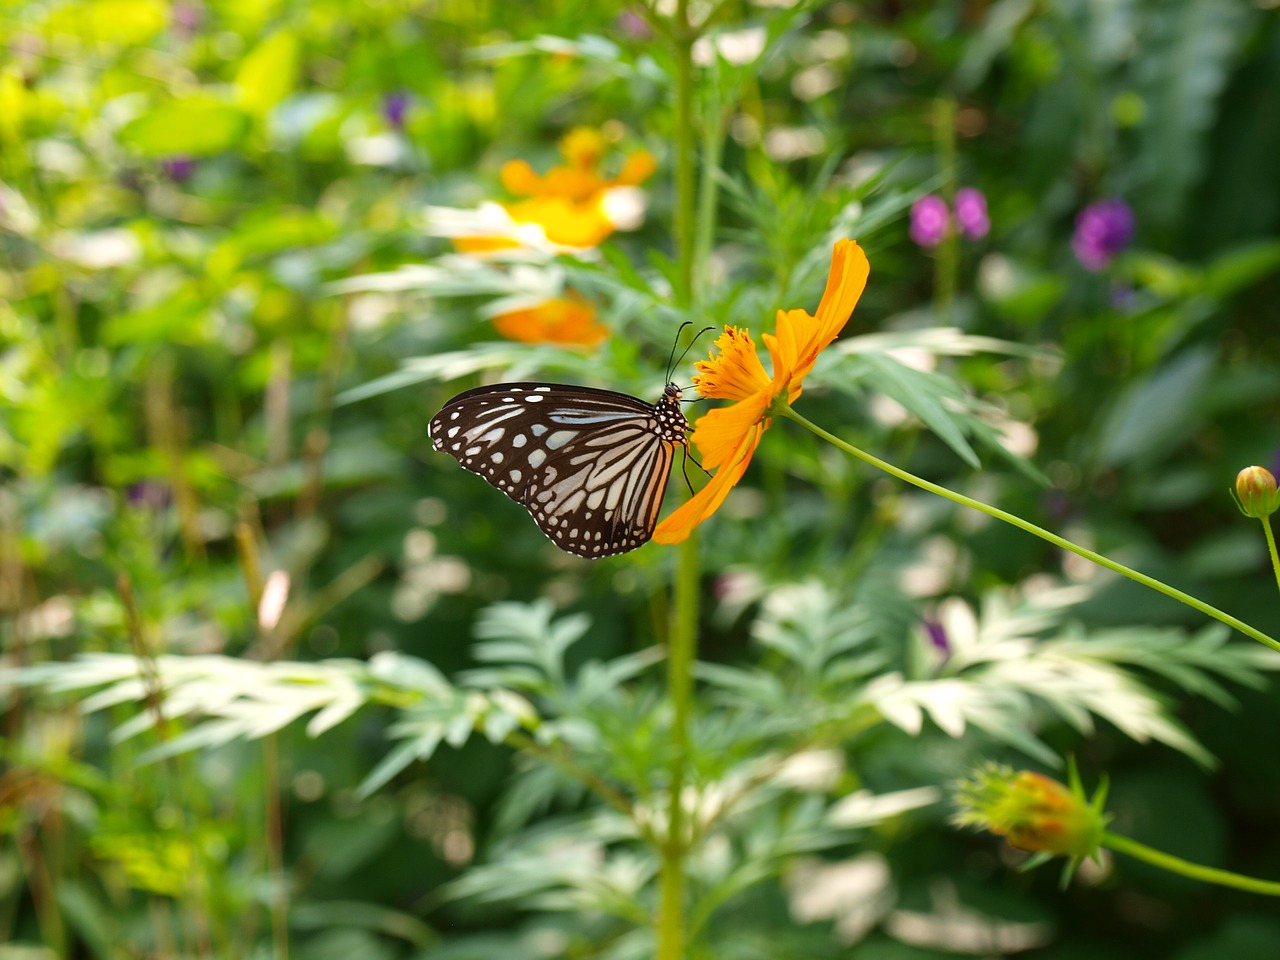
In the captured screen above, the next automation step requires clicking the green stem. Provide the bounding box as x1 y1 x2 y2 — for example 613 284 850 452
673 8 696 308
1103 832 1280 896
1262 517 1280 598
781 408 1280 655
658 6 700 958
692 91 727 301
659 530 699 960
933 97 958 324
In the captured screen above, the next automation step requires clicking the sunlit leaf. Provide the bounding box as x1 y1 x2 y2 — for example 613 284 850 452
120 98 250 156
235 30 302 117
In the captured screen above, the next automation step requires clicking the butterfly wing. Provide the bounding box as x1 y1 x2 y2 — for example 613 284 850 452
525 412 678 556
428 383 686 557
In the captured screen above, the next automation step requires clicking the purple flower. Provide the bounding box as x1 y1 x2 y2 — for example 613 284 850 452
909 194 949 248
172 1 204 37
615 9 653 40
1072 199 1135 271
1110 282 1138 313
924 619 950 655
127 481 172 511
160 155 196 181
384 92 410 131
954 187 989 240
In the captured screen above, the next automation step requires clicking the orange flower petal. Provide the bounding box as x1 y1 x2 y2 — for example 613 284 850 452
761 309 807 400
692 327 772 402
559 127 606 169
653 422 763 545
501 159 543 197
786 238 869 385
615 150 657 186
541 167 605 201
453 235 521 254
505 197 615 248
492 296 609 347
690 392 770 468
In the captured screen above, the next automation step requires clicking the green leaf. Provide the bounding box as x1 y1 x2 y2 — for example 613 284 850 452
235 30 302 116
1135 0 1249 228
1094 347 1215 468
102 291 209 346
290 900 435 947
119 98 250 157
358 740 431 799
857 355 981 469
953 0 1038 92
1201 240 1280 299
42 0 166 46
54 880 118 959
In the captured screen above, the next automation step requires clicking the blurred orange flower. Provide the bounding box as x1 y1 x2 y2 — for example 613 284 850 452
654 239 869 544
457 127 656 252
491 294 609 348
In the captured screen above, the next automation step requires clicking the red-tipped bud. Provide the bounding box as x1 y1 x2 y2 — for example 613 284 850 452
952 764 1107 859
1234 466 1280 519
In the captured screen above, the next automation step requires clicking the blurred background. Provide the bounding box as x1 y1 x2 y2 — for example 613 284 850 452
2 0 1280 957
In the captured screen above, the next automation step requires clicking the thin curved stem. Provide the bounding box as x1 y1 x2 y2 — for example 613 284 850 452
781 408 1280 655
1103 832 1280 896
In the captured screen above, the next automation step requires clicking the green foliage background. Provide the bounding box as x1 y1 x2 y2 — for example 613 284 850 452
2 0 1280 957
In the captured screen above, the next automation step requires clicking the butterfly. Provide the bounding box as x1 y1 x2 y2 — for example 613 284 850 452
428 381 691 558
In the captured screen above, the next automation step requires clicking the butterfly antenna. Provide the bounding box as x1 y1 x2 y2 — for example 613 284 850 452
665 324 716 384
664 321 693 383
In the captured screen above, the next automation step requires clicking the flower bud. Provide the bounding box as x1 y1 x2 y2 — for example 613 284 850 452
1234 466 1280 519
952 764 1107 859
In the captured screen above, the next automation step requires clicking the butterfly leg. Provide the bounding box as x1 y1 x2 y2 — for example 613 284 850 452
680 443 711 495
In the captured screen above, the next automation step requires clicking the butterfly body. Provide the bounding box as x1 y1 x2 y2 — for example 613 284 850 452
429 382 689 557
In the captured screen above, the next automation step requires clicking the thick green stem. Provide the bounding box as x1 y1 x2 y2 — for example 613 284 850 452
781 408 1280 655
658 6 700 958
659 531 699 960
1103 832 1280 896
1261 517 1280 598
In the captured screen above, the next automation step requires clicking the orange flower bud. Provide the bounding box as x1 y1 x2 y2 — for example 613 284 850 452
952 764 1108 860
1234 466 1280 519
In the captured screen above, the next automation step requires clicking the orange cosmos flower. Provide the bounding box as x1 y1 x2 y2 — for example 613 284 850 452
491 294 609 348
501 127 656 201
448 130 655 254
653 239 869 544
484 127 655 250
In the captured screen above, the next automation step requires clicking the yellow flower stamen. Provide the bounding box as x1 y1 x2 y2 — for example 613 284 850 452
692 327 771 402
